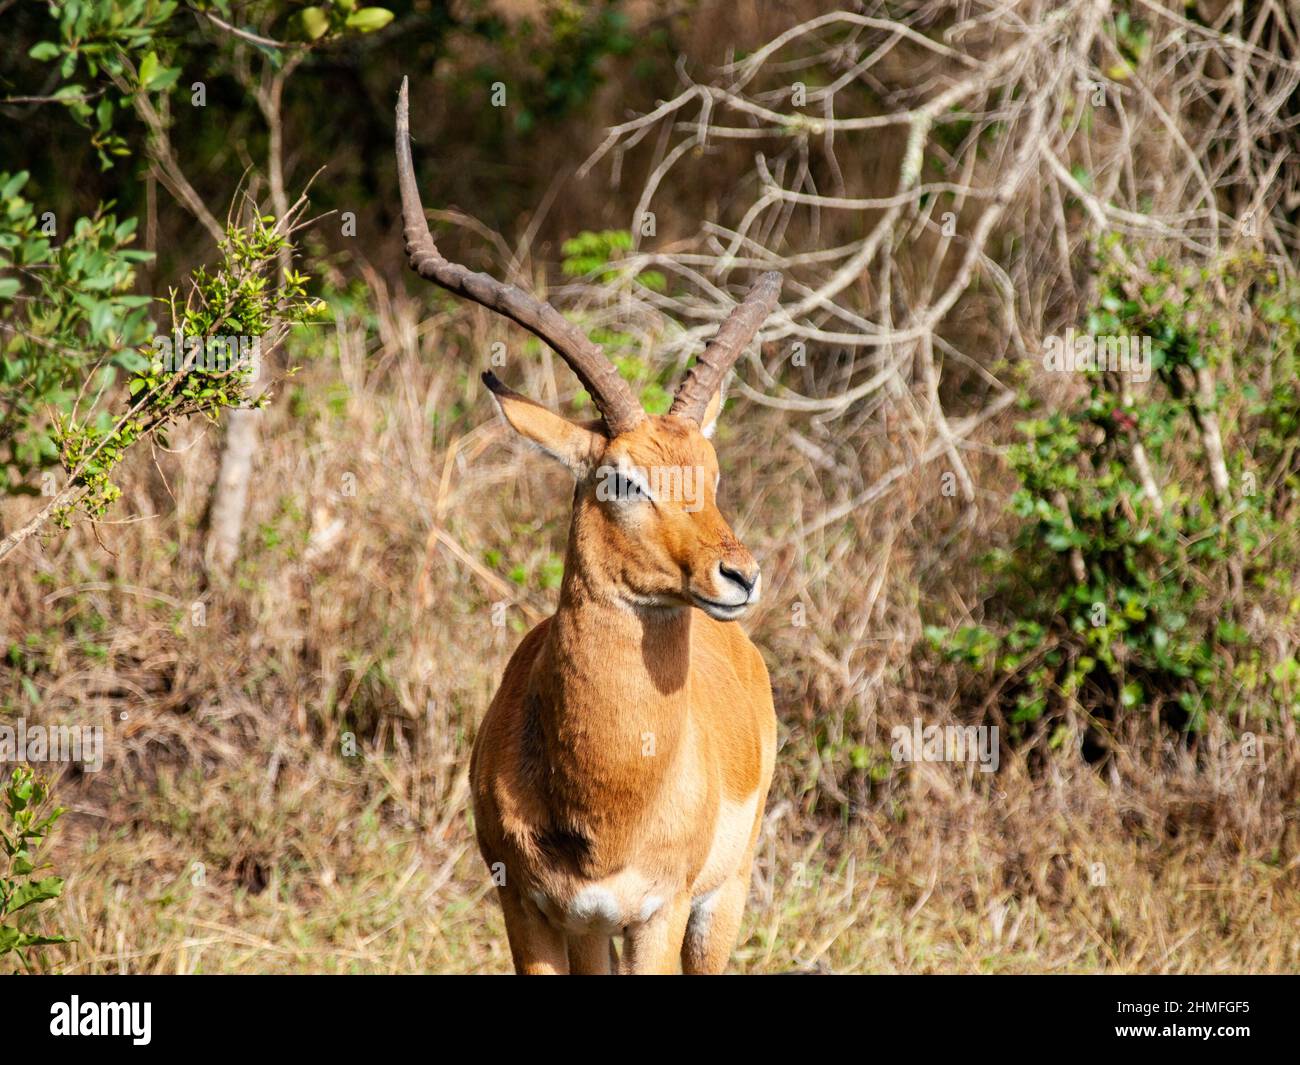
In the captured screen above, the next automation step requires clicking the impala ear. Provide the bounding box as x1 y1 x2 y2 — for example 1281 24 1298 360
699 378 727 439
483 372 606 476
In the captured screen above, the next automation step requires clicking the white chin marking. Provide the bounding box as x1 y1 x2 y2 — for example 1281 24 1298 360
692 596 748 621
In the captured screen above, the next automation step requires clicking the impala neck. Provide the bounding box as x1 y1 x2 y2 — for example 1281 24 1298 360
551 562 692 702
525 511 694 791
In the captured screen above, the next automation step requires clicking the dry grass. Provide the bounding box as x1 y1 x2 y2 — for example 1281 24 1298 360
3 285 1298 974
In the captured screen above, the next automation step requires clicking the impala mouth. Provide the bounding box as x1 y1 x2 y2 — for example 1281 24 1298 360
690 593 751 621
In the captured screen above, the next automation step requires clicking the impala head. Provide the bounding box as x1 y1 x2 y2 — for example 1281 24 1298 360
396 78 781 621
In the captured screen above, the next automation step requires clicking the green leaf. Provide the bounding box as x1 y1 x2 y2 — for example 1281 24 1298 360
138 50 159 89
7 876 63 913
17 933 73 947
0 171 29 199
28 42 61 62
52 84 88 103
149 68 181 94
298 5 331 39
345 7 394 32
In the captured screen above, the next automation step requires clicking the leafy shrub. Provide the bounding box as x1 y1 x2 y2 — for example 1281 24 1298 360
0 170 154 497
0 767 71 971
929 243 1300 749
1 177 320 542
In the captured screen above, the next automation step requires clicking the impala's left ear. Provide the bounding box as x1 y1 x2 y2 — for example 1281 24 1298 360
699 378 726 439
483 372 606 476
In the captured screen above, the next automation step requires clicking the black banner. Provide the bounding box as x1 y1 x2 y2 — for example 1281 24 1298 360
6 974 1291 1051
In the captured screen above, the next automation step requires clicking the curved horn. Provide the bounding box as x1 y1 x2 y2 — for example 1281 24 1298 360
669 271 782 423
396 77 644 436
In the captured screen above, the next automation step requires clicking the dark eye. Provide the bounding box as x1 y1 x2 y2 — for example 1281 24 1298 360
595 465 652 504
611 474 649 502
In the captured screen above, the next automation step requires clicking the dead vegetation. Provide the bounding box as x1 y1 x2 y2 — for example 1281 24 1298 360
3 0 1300 972
0 282 1294 973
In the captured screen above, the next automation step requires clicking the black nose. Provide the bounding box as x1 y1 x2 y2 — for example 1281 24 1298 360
719 563 757 595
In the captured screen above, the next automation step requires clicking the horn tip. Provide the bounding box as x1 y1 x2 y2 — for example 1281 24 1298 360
481 370 506 395
396 80 411 142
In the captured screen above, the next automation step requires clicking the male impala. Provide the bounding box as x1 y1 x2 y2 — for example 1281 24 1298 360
397 79 779 974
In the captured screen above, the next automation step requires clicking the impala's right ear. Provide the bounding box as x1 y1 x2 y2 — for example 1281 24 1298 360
483 372 606 476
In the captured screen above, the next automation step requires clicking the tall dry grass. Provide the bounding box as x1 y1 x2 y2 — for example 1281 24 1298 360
4 0 1300 974
3 270 1297 973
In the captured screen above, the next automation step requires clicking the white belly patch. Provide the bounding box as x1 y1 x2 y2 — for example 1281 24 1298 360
529 871 665 935
524 792 762 937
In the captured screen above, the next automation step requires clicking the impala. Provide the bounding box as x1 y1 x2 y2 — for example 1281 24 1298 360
397 79 780 974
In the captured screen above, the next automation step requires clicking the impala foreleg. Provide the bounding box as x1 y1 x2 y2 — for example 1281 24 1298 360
566 933 615 975
681 874 750 974
498 887 568 975
621 895 693 974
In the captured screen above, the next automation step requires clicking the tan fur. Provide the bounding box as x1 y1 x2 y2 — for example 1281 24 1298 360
471 405 776 974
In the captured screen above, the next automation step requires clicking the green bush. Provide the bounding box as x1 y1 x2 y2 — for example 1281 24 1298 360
0 767 71 971
0 180 320 532
0 170 155 497
929 244 1300 747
